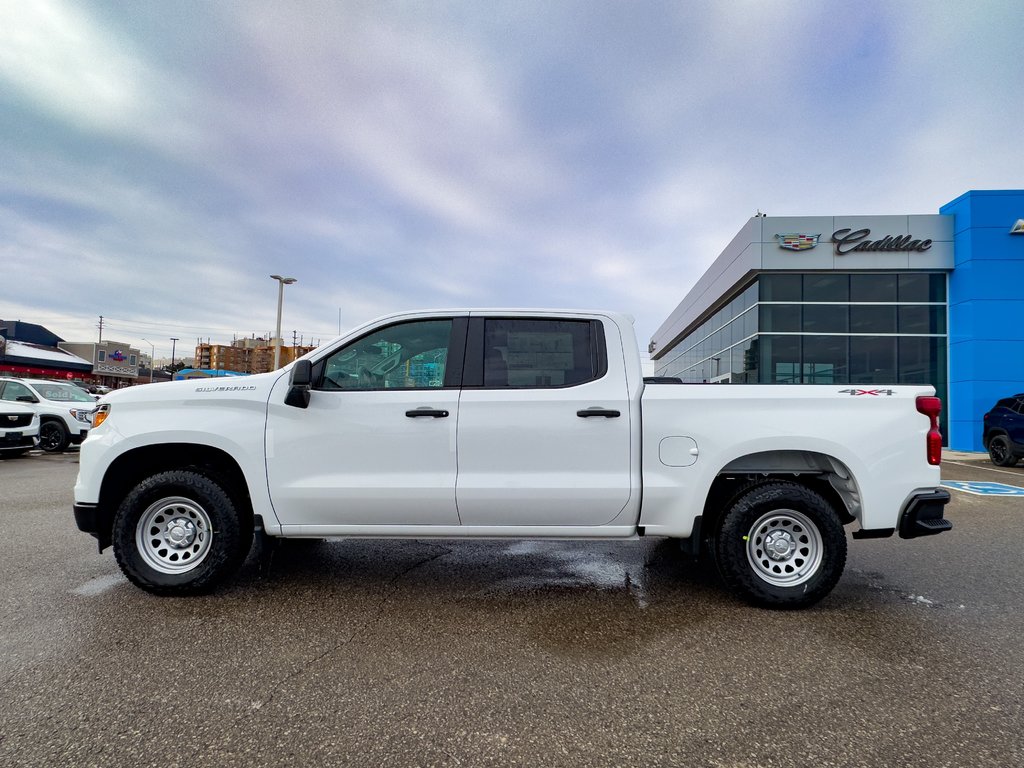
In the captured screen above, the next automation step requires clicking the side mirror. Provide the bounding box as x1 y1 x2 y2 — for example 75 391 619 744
16 395 38 403
284 360 312 408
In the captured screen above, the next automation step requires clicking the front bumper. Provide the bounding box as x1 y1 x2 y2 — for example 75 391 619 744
0 434 36 451
898 489 952 539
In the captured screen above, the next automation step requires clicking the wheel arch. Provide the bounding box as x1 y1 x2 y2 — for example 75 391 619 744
700 450 859 541
983 428 1008 449
96 443 254 548
38 414 70 431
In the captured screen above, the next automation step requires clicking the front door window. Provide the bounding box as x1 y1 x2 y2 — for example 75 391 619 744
320 319 452 391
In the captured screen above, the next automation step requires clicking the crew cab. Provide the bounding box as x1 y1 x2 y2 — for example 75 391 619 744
73 310 951 608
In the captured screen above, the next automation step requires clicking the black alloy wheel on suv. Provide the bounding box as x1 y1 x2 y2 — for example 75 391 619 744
39 420 71 453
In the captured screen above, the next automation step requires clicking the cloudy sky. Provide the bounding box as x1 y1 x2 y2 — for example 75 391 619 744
2 0 1022 361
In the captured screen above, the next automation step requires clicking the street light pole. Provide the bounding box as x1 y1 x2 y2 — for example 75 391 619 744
270 274 297 370
141 338 155 383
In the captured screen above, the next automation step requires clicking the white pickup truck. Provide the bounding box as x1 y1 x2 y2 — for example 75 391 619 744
74 309 951 608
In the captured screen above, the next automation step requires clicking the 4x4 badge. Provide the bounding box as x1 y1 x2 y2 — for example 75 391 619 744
839 388 895 396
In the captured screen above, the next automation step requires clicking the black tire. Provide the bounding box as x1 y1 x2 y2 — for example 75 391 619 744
112 470 253 596
713 481 847 609
39 420 70 453
987 435 1018 467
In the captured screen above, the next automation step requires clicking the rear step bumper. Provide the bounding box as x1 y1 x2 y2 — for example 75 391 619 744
897 489 953 539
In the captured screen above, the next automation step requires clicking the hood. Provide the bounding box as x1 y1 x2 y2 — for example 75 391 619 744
101 370 286 406
0 401 36 415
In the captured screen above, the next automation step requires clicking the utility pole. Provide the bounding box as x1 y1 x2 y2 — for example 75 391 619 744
98 315 104 343
170 337 179 371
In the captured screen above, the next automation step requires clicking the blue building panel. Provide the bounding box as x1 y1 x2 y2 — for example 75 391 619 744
948 260 1024 303
941 189 1024 232
948 300 1024 347
948 339 1024 383
942 190 1024 451
952 227 1024 267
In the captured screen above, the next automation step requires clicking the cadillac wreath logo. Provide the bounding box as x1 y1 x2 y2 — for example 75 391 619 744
775 233 820 251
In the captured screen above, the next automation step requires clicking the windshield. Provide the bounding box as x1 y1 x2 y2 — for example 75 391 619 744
33 382 96 403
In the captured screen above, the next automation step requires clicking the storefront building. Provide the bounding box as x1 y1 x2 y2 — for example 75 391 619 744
0 338 94 382
58 341 141 389
649 190 1024 452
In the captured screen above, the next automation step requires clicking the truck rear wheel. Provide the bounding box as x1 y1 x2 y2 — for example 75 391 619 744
714 481 847 609
112 470 252 596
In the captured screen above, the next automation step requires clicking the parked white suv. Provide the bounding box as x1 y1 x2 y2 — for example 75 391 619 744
0 401 38 458
0 378 95 453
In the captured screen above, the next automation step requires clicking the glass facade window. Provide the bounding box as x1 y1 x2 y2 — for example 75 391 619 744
802 305 848 333
802 336 848 383
850 274 897 302
654 273 947 404
849 305 896 334
760 274 801 301
803 274 849 302
898 336 946 384
898 305 946 334
759 336 800 384
760 304 800 332
898 273 946 303
850 337 896 383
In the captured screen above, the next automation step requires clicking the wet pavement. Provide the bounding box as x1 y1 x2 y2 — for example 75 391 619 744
0 451 1021 767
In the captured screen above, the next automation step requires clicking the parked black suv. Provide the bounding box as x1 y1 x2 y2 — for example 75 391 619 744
982 394 1024 466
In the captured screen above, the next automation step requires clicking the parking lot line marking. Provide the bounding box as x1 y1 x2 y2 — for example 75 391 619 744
944 460 1024 477
942 480 1024 496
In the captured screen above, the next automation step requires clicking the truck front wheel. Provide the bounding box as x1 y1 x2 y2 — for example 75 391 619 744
714 481 847 609
112 470 252 596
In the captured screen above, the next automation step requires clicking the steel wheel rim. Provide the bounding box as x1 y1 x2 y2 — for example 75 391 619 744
746 508 823 587
39 423 62 451
136 497 213 574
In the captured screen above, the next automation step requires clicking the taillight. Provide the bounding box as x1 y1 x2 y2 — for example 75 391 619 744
916 396 942 465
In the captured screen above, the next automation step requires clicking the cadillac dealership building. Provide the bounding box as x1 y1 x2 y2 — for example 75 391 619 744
649 190 1024 452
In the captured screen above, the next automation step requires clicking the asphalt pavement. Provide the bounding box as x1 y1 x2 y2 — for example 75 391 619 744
0 450 1021 767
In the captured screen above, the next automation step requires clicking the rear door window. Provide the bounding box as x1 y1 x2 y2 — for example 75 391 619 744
475 318 606 388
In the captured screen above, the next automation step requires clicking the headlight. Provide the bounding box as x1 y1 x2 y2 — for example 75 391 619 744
70 408 93 424
92 404 110 428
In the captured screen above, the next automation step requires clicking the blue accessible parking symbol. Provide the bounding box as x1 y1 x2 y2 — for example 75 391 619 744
942 481 1024 496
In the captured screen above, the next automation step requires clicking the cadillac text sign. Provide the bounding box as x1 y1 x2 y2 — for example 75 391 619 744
831 228 933 256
